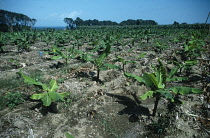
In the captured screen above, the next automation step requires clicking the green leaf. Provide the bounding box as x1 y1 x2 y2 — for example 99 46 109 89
104 63 121 69
49 91 63 101
157 90 173 100
19 70 49 90
64 132 74 138
140 91 155 100
137 53 146 59
49 79 59 92
142 73 158 89
41 94 52 106
99 66 108 70
157 59 167 85
125 61 136 64
170 87 202 95
30 93 45 100
184 44 189 51
167 77 188 82
168 66 179 79
97 53 106 64
185 60 197 65
56 49 65 57
124 73 144 83
51 56 63 60
81 53 94 62
156 70 165 89
40 84 50 91
116 56 125 63
59 92 70 98
21 73 41 85
102 44 111 57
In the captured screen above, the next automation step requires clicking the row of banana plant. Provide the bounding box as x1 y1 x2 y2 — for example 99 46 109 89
1 25 207 54
1 25 209 116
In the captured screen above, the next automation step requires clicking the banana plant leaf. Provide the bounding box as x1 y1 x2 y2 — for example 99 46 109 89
18 70 49 91
51 56 63 60
59 92 70 98
169 87 202 94
104 63 121 69
142 73 159 89
124 73 144 83
157 89 174 102
49 79 59 92
49 91 63 101
167 77 188 82
41 94 52 106
167 66 179 79
64 132 74 138
30 93 45 100
140 91 155 100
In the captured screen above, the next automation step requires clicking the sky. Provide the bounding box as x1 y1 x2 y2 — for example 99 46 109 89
0 0 209 26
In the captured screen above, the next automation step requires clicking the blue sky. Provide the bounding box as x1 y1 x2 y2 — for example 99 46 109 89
0 0 209 26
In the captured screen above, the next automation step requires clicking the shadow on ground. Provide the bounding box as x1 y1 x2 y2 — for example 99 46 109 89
106 93 150 122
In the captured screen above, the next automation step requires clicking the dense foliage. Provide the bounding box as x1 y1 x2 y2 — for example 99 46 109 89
64 17 158 28
0 9 36 32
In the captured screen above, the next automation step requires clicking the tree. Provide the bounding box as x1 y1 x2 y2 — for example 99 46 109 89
75 17 84 26
120 19 158 26
64 17 76 29
30 18 37 27
0 9 36 32
92 19 99 25
64 17 158 27
173 21 179 25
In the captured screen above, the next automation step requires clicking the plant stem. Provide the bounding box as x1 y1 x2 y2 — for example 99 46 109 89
97 68 100 81
122 63 125 73
152 93 160 116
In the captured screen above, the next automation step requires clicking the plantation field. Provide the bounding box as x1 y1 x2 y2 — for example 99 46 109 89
0 25 210 138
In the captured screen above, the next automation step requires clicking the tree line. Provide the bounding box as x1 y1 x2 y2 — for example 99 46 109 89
64 17 158 29
0 9 36 32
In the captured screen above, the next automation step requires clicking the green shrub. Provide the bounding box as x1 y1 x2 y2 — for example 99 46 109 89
0 92 25 109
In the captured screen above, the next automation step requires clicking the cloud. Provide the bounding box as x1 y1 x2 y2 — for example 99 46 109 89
49 13 59 17
61 11 82 19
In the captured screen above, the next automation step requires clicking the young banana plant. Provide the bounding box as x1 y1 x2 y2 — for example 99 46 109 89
125 59 202 116
114 56 135 73
17 69 70 107
51 45 78 65
87 43 120 82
